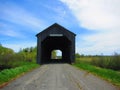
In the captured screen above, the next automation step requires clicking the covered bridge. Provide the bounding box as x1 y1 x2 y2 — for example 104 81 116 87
36 23 76 64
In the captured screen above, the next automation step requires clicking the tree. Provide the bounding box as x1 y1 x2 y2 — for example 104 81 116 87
51 50 57 59
0 43 2 46
75 53 81 58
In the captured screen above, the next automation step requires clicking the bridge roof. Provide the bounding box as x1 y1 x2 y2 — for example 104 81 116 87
36 23 76 37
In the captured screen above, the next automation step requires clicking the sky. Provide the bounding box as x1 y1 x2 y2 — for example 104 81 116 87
0 0 120 55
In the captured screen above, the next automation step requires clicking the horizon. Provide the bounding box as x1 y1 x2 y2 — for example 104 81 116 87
0 0 120 55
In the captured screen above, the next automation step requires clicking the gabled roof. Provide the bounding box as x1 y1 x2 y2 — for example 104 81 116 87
36 23 76 37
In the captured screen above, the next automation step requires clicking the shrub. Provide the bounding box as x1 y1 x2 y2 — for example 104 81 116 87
91 53 120 70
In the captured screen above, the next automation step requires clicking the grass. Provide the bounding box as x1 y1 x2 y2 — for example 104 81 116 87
73 62 120 87
77 54 120 70
75 57 93 65
0 63 39 85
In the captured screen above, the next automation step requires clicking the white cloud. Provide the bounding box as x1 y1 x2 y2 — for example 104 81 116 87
60 0 120 30
60 0 120 54
44 4 69 25
0 23 25 38
0 30 22 37
0 3 46 32
76 31 120 55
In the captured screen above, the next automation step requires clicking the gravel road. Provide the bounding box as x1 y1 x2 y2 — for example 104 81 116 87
0 64 119 90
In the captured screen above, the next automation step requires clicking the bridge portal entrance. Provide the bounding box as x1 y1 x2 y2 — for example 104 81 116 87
36 23 76 64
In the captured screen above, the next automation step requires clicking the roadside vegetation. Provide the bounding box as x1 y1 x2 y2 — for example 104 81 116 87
74 53 120 86
75 53 120 70
0 44 39 86
0 63 39 85
0 44 57 86
1 43 120 87
0 44 37 70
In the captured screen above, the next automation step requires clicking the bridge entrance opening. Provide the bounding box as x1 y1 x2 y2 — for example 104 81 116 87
41 36 71 64
51 50 62 59
51 50 62 63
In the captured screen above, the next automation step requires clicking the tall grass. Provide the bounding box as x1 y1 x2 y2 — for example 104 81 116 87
76 53 120 70
0 63 39 85
74 53 120 87
91 53 120 70
73 62 120 86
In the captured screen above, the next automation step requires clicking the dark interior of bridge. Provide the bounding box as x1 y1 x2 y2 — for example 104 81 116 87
41 36 71 64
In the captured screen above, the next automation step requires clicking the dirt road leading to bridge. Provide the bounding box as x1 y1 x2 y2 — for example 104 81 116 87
0 64 119 90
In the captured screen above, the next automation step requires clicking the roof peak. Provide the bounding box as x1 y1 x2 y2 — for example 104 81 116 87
36 23 76 36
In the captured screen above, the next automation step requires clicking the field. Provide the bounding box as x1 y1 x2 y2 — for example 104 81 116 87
74 54 120 86
76 53 120 70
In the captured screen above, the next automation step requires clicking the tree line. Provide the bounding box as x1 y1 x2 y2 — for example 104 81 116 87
0 44 37 70
0 43 120 71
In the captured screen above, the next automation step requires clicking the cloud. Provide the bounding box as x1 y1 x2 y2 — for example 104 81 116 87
43 4 69 24
0 23 25 38
76 31 120 55
60 0 120 54
0 3 46 32
60 0 120 30
0 30 22 37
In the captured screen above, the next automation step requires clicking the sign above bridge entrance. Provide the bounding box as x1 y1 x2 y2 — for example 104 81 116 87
49 34 63 37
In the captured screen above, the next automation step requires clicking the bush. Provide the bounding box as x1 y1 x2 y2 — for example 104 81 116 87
0 45 37 70
108 53 120 70
91 53 120 70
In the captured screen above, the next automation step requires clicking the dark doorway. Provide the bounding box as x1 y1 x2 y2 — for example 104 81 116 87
41 36 71 63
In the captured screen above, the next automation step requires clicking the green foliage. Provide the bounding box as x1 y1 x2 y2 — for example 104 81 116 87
0 45 14 55
0 45 15 67
75 53 81 58
51 50 57 59
75 56 92 64
75 53 120 86
0 45 37 69
91 53 120 70
76 57 92 63
75 52 120 70
73 62 120 86
0 45 39 85
18 46 37 62
0 63 39 85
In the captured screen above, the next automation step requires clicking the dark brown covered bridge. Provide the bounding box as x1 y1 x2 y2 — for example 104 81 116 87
36 23 76 64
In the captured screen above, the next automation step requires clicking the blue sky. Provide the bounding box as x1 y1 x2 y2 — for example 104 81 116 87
0 0 120 55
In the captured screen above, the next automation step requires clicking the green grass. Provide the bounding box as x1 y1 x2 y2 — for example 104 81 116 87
73 62 120 86
0 63 39 85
